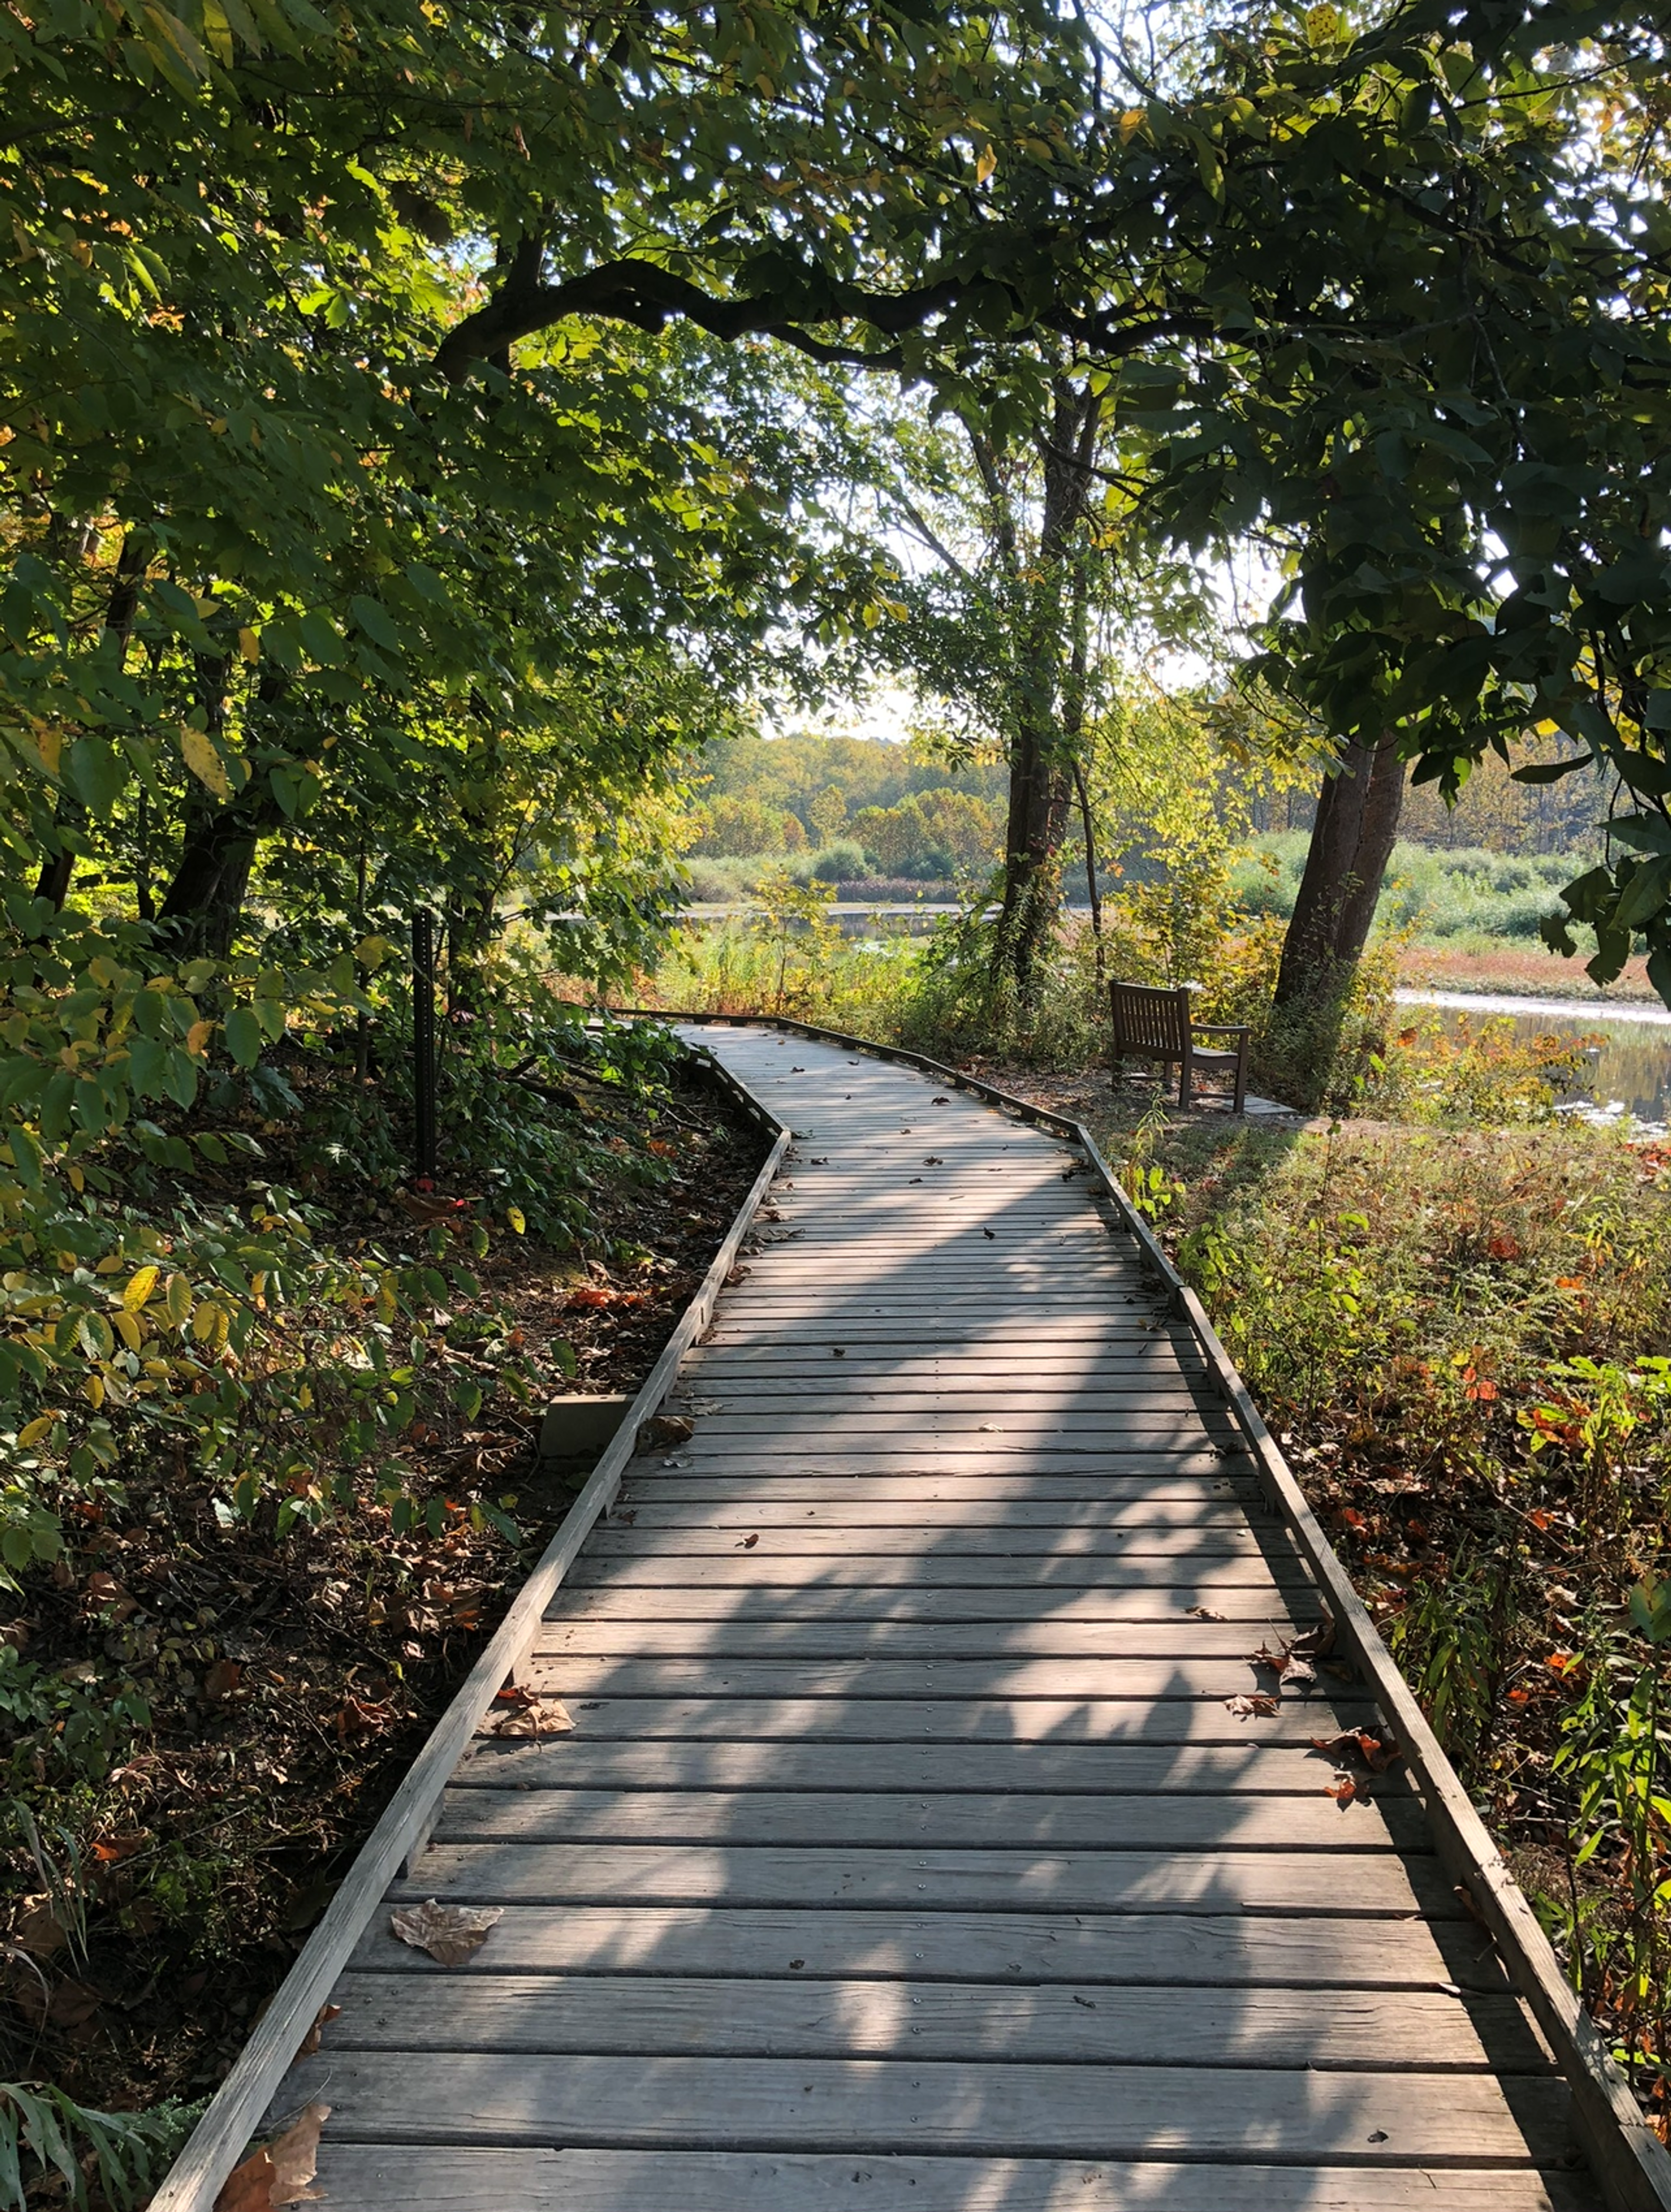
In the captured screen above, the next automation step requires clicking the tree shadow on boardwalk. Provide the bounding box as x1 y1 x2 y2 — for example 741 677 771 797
296 1028 1597 2212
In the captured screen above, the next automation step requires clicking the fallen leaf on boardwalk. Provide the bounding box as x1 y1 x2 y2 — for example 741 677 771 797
215 2102 331 2210
982 1227 996 1240
1325 1775 1358 1806
724 1267 750 1287
923 1155 944 1166
931 1095 950 1103
483 1690 573 1739
639 1414 693 1449
389 1899 503 1966
831 1347 846 1357
1253 1615 1337 1689
737 1532 759 1549
1224 1693 1280 1720
1187 1605 1228 1621
1311 1728 1402 1773
293 2004 341 2062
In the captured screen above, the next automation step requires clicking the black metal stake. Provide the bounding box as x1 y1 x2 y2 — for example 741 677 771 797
412 907 437 1182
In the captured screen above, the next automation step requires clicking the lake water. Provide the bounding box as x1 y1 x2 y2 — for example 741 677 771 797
1394 988 1671 1131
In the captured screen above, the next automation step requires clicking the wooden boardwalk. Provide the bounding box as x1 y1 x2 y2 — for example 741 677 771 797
285 1023 1598 2211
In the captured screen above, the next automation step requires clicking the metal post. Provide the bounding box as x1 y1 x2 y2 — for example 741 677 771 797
411 907 437 1182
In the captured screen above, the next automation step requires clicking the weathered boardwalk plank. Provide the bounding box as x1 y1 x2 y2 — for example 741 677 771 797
272 1023 1599 2211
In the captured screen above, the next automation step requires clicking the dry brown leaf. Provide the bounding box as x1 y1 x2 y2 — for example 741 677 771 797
1325 1774 1359 1806
1224 1693 1280 1720
389 1898 503 1966
1311 1727 1402 1774
483 1694 573 1739
292 2003 342 2063
1252 1614 1337 1688
13 1895 65 1957
203 1658 243 1702
214 2103 330 2212
90 1830 149 1864
640 1414 694 1449
1186 1605 1228 1621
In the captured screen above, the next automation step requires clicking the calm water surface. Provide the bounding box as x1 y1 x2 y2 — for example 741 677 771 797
1394 988 1671 1128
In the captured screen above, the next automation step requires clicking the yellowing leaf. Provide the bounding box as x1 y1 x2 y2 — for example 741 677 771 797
238 626 260 663
507 1205 526 1234
1119 107 1146 143
123 1264 159 1312
164 1272 192 1328
84 1374 105 1409
181 723 230 799
17 1415 54 1449
1305 3 1341 41
113 1309 143 1353
975 141 996 184
28 722 62 780
185 1019 213 1057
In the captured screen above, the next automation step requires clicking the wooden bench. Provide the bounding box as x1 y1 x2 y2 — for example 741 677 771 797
1110 980 1250 1113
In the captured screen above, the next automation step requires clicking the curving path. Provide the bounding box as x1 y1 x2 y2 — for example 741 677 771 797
282 1023 1597 2212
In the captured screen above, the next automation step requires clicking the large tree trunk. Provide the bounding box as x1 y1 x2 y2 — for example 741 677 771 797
158 667 288 957
1274 736 1406 1007
986 378 1102 1002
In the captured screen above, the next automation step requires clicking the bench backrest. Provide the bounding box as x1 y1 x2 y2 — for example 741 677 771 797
1110 980 1191 1056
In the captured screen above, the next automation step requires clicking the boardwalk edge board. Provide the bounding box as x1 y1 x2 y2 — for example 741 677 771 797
149 1053 791 2212
627 1008 1671 2212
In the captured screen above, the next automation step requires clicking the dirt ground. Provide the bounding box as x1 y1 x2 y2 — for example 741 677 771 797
0 1064 766 2118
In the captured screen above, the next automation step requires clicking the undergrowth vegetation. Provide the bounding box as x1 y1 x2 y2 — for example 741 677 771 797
0 938 756 2183
648 884 1601 1121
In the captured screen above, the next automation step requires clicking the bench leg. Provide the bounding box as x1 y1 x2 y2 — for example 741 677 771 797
1178 1044 1193 1112
1233 1041 1247 1115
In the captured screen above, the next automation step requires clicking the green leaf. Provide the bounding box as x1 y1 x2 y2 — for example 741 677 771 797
1511 753 1592 785
350 594 403 651
1612 854 1671 933
224 1006 263 1069
64 736 126 818
1608 813 1671 859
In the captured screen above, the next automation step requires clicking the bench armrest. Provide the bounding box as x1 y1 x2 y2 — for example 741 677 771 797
1187 1020 1250 1039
